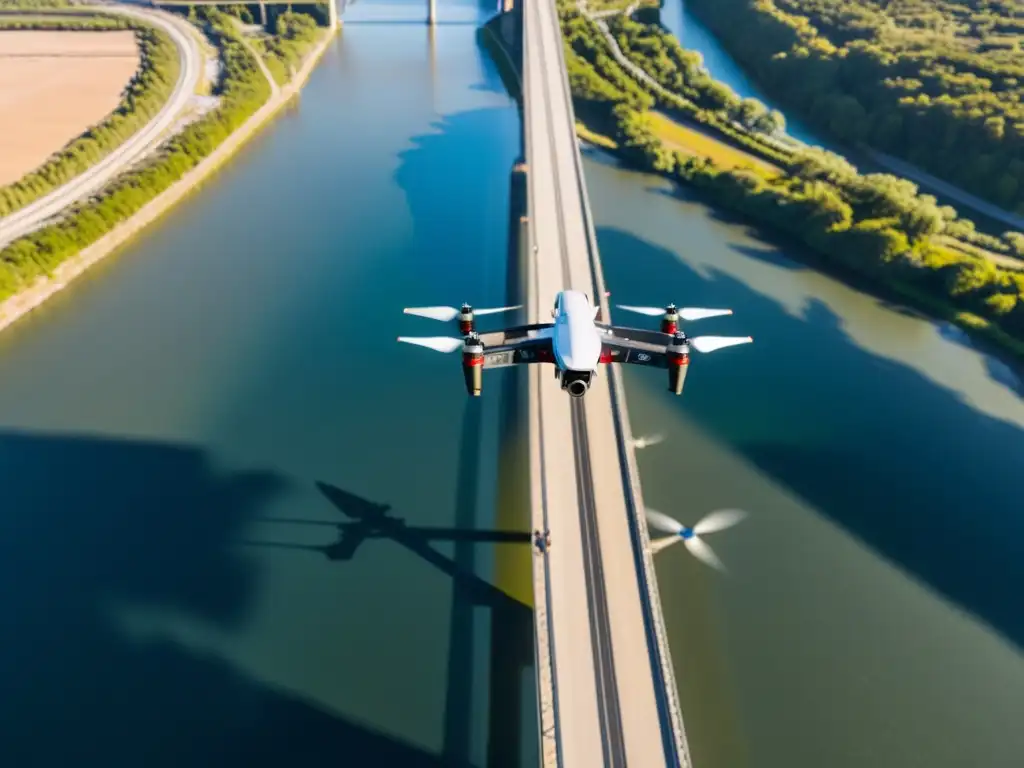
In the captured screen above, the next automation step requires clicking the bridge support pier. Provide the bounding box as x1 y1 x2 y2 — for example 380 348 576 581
259 1 267 27
427 0 436 25
328 0 339 28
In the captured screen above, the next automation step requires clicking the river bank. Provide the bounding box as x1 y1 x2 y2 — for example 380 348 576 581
552 1 1024 364
0 22 337 336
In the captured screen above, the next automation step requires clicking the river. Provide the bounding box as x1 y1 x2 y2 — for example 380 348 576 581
0 1 1021 767
589 2 1024 767
0 2 534 765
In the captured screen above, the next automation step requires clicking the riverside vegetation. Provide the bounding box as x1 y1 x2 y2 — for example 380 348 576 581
0 12 180 217
558 0 1024 356
0 6 325 303
683 0 1024 218
213 3 324 86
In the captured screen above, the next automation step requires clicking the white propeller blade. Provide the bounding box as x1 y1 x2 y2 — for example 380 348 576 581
684 536 726 572
645 509 685 535
403 305 521 322
396 336 463 353
679 308 733 321
631 433 665 450
693 508 747 536
404 306 460 322
474 304 521 316
617 304 665 317
690 335 753 354
617 305 733 322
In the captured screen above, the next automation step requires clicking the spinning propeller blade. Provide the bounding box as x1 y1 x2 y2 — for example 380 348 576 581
684 537 726 572
403 305 521 322
404 306 460 322
693 508 747 535
690 335 753 353
616 305 733 322
396 336 464 353
474 305 521 316
645 509 685 535
645 507 748 572
616 305 665 317
631 433 665 450
679 308 733 321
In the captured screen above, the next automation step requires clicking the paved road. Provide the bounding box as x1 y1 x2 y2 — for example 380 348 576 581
0 2 203 249
524 0 677 765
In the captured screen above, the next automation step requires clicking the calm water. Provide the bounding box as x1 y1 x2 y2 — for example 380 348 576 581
0 3 534 765
593 4 1024 766
658 0 824 147
585 144 1024 767
0 2 1021 767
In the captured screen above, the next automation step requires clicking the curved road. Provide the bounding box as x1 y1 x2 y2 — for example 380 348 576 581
0 1 204 249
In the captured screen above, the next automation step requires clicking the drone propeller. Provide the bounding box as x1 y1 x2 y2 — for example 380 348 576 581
617 305 733 322
645 508 747 571
404 305 521 322
396 336 464 353
689 335 753 354
630 433 665 450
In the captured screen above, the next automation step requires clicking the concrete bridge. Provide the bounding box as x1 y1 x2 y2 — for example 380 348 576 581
496 0 693 765
149 0 516 27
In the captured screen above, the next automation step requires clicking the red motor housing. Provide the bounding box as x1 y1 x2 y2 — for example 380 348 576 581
666 333 690 395
462 336 484 396
660 305 680 335
458 306 475 335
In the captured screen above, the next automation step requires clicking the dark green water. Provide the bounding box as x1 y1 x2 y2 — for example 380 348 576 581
0 2 1021 767
587 152 1024 767
0 4 535 765
596 6 1024 766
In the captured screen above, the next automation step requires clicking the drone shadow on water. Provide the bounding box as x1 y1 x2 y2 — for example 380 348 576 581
246 400 535 768
0 429 461 767
597 224 1024 652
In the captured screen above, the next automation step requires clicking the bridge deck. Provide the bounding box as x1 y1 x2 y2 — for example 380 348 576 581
523 0 676 765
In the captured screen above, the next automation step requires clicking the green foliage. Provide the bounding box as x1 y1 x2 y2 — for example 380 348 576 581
0 15 180 217
0 0 71 7
554 3 1024 352
683 0 1024 214
259 10 321 85
0 8 314 302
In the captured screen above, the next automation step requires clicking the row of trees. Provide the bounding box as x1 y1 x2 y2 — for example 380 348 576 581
252 10 322 85
610 12 785 134
0 15 180 217
683 0 1024 214
209 4 326 85
589 7 1024 260
556 1 1024 354
0 8 296 302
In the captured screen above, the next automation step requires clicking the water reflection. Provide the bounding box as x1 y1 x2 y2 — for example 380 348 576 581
0 430 451 767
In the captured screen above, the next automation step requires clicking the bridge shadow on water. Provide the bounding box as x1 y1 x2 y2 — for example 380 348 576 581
595 225 1024 653
245 400 535 767
0 430 456 766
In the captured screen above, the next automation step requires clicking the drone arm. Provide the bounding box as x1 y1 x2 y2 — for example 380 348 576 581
481 335 556 369
597 324 672 346
599 337 669 368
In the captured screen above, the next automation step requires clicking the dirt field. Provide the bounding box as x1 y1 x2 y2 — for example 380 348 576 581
0 30 140 186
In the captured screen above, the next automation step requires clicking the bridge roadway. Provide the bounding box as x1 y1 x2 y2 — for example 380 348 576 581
521 0 688 765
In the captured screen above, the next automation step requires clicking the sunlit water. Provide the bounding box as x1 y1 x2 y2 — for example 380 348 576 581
0 3 534 765
0 2 1021 767
585 148 1024 767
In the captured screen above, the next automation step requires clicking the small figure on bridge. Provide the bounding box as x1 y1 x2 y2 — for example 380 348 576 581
533 529 548 554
